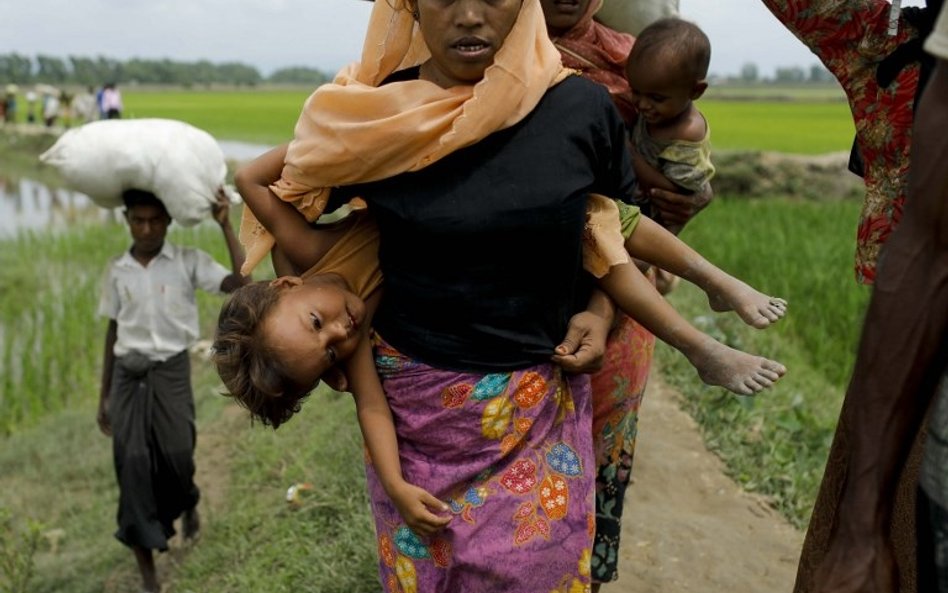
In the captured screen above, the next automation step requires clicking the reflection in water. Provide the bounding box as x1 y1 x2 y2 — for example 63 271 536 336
217 140 274 163
0 174 122 238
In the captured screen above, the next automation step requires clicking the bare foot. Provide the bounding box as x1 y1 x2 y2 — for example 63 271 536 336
706 278 787 329
687 339 786 396
182 506 200 541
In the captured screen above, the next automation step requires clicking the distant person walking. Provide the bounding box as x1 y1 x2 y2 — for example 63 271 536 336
25 89 37 124
72 86 98 124
0 85 12 123
101 83 123 119
42 90 60 128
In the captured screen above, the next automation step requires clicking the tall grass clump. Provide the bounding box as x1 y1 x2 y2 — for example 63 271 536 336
0 507 44 593
656 196 871 525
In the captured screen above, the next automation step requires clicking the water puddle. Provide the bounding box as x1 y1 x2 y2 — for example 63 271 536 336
0 176 121 238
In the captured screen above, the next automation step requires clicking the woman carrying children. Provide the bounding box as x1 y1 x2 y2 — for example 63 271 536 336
236 1 624 589
225 1 785 590
541 1 712 586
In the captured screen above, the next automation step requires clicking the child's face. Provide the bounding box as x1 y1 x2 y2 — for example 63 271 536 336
125 204 170 254
625 51 702 126
261 276 367 389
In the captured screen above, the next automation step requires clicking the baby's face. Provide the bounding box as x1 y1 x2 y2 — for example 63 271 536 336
261 276 367 388
626 53 698 126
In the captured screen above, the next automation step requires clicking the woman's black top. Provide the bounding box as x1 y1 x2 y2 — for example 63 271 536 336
333 71 640 372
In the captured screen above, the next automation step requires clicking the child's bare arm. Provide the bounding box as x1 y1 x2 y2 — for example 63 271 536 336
234 145 346 272
346 339 451 536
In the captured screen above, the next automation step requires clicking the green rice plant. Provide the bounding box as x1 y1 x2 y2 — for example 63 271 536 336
657 196 871 525
0 507 44 593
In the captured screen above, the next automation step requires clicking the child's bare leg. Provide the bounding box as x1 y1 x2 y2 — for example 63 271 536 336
600 262 786 395
625 217 787 328
132 545 159 593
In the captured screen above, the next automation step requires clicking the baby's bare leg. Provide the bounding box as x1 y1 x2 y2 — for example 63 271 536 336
600 262 786 395
625 217 787 329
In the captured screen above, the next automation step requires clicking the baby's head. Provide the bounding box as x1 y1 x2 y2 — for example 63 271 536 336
625 17 711 126
212 275 365 428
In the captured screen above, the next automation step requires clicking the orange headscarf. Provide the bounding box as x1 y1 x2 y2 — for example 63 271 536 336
550 0 637 124
239 0 571 274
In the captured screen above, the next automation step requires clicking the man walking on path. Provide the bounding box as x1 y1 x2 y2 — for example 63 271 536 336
96 188 248 593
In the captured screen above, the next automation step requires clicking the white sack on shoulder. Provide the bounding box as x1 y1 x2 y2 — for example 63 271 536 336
595 0 679 36
39 118 227 227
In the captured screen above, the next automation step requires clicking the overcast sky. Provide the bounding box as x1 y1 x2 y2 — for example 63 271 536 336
0 1 927 79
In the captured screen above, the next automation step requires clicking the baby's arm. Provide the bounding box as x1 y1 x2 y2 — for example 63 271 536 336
346 338 451 536
631 147 681 195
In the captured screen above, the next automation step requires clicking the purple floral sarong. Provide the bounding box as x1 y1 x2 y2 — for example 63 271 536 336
369 337 596 593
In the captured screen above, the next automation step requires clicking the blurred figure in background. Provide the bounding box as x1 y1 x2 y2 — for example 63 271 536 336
72 86 98 124
24 88 37 123
101 83 123 119
42 89 60 128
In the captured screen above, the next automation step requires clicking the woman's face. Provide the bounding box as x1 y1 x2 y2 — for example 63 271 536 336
415 0 523 88
539 0 592 36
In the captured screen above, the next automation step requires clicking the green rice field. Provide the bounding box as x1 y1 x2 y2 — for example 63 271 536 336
122 88 311 145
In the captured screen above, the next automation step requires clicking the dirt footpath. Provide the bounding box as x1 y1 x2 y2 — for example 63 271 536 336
607 377 804 593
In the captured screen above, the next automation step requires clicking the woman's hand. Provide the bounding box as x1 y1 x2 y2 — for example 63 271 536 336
389 481 452 537
649 182 713 234
551 310 611 373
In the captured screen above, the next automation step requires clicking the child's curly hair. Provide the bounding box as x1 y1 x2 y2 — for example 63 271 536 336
212 281 316 428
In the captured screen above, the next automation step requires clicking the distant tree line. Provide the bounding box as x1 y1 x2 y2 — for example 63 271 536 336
0 52 333 87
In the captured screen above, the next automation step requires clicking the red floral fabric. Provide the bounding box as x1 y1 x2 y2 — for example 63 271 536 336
762 0 922 284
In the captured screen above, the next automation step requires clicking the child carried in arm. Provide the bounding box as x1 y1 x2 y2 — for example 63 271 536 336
213 145 787 537
625 17 716 235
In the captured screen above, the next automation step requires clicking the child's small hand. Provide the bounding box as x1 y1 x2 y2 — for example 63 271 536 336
390 482 451 537
211 187 231 226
